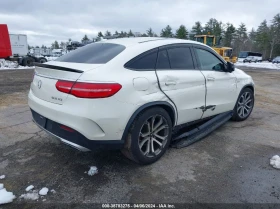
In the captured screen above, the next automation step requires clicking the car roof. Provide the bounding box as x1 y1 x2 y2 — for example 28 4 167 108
99 37 206 48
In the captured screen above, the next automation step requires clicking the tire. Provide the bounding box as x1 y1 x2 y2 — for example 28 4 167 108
121 107 172 165
38 57 47 63
22 57 35 66
232 88 254 121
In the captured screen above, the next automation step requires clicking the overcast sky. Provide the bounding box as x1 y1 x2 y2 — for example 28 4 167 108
1 0 279 47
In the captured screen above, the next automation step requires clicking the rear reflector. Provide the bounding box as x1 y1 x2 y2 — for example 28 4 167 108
60 125 75 132
56 80 122 98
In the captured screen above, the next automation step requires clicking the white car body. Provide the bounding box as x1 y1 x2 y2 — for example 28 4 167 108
28 37 254 153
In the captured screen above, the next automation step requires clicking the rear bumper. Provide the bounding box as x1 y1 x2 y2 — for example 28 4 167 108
31 109 124 151
28 88 136 141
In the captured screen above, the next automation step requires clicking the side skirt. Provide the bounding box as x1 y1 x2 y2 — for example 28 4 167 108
171 111 233 149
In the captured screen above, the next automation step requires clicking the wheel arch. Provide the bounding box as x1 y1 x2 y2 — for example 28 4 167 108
121 101 177 142
241 84 255 95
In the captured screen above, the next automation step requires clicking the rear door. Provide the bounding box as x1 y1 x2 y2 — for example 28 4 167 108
156 45 206 125
193 46 238 118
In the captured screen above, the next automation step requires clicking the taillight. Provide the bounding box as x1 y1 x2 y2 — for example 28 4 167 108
56 80 75 94
55 80 122 98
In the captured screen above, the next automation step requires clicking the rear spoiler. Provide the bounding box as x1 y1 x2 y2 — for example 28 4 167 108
34 63 83 73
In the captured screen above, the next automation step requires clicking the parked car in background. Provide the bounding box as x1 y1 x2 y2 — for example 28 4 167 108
272 56 280 63
243 56 259 63
29 38 255 164
238 51 262 63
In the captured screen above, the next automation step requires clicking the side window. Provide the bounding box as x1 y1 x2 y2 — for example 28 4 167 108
156 50 170 69
167 47 194 69
195 48 225 71
125 50 157 70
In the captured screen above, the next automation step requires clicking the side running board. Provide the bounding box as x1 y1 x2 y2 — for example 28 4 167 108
171 111 233 149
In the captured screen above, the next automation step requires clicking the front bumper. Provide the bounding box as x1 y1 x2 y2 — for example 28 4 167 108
31 109 124 151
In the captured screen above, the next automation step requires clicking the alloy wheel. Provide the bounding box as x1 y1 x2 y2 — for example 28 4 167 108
138 115 169 158
237 91 253 118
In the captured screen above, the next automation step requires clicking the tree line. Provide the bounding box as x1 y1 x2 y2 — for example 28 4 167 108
35 13 280 59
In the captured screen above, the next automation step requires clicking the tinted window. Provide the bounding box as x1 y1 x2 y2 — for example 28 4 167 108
195 48 225 71
167 47 194 69
125 50 157 70
156 50 170 69
56 43 125 64
238 51 248 58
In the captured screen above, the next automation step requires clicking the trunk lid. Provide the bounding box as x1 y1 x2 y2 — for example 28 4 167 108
31 61 102 104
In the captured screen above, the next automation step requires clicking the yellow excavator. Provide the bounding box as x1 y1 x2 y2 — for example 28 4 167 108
194 34 237 63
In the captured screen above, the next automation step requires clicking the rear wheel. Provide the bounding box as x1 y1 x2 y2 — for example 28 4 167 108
22 57 35 66
232 88 254 121
121 107 172 164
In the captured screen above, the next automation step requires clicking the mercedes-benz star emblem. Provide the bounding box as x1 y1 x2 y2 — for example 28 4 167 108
38 80 42 89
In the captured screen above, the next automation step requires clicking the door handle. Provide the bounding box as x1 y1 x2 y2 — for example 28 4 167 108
207 77 215 81
165 81 176 86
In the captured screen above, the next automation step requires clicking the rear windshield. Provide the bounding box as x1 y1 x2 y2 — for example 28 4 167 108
56 43 125 64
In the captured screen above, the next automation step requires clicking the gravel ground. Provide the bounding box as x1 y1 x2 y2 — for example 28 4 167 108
0 67 279 208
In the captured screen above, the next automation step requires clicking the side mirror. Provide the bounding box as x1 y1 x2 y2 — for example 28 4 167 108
226 61 235 73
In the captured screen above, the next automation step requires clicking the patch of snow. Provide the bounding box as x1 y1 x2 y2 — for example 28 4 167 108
270 155 280 169
235 62 280 70
88 166 98 176
20 192 39 201
25 185 34 192
0 175 5 179
0 59 35 70
43 199 46 202
39 187 48 195
0 184 16 205
50 189 56 193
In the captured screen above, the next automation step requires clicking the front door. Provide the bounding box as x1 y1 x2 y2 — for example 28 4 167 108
156 45 206 125
193 47 238 118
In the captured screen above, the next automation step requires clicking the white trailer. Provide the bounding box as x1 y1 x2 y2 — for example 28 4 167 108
9 34 29 56
8 34 47 66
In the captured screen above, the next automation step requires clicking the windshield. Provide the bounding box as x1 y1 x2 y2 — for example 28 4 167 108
196 37 204 44
56 43 126 64
238 51 248 58
224 49 232 57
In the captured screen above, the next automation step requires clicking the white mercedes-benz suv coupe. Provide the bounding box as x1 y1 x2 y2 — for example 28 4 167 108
28 37 254 164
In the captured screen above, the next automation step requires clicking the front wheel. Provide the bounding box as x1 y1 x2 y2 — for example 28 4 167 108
38 57 47 63
121 107 172 164
232 88 254 121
